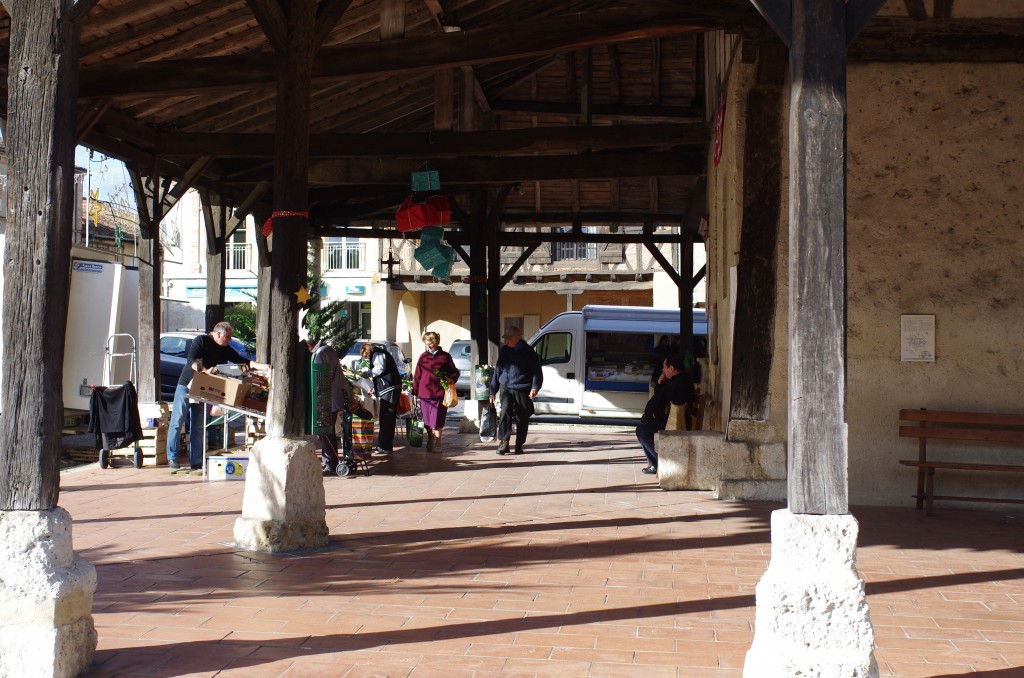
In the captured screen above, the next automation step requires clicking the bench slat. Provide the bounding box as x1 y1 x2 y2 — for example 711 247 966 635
899 409 1024 427
898 426 1024 444
914 494 1024 505
899 460 1024 472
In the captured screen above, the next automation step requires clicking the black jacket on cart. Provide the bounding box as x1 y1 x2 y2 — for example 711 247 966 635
88 382 144 450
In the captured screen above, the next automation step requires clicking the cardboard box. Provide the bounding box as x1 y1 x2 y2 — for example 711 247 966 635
189 372 249 406
208 455 248 481
241 398 267 413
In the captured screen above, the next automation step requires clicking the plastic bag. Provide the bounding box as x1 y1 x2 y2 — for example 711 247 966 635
443 382 458 407
353 377 373 395
397 392 412 417
479 403 496 443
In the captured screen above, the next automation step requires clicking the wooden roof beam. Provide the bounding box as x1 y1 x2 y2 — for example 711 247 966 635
147 122 710 159
78 8 725 97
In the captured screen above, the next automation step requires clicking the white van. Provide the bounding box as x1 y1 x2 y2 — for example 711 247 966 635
529 305 707 418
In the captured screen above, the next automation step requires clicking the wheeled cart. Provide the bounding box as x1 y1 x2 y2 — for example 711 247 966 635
89 333 144 468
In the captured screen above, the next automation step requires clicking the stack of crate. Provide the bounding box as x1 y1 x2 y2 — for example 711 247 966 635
245 417 266 448
137 402 170 466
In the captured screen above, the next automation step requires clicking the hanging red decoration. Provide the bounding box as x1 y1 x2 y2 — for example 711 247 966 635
396 195 451 232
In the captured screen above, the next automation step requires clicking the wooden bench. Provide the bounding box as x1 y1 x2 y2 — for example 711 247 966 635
898 408 1024 515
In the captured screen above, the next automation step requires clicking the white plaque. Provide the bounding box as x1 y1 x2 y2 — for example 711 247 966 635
901 315 935 362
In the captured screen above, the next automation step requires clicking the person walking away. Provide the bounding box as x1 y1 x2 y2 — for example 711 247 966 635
360 342 402 453
636 353 694 475
307 335 352 475
167 321 270 472
489 326 543 455
412 331 460 453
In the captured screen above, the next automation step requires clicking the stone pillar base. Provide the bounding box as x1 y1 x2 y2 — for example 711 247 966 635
233 436 328 552
0 507 97 678
744 509 877 678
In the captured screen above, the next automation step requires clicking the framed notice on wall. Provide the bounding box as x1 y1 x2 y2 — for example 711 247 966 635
901 315 935 362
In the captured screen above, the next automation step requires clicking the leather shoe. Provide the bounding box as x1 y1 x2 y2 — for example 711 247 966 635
496 440 509 455
514 446 523 455
641 466 658 475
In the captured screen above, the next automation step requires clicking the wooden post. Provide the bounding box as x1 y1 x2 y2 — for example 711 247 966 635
729 49 785 422
253 205 273 365
786 0 849 515
266 0 316 438
0 0 80 510
201 189 227 331
468 191 489 368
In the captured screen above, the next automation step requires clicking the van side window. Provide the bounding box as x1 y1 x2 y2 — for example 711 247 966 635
534 332 572 365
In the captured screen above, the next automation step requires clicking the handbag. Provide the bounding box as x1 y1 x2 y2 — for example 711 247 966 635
443 382 458 408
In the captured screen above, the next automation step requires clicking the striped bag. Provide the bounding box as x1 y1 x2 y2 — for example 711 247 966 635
350 416 375 456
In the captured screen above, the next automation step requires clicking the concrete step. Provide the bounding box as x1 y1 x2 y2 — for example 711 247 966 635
715 479 787 503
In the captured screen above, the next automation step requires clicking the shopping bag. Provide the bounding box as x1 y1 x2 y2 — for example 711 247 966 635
479 403 496 443
397 392 412 417
350 416 375 455
406 416 424 447
442 382 458 407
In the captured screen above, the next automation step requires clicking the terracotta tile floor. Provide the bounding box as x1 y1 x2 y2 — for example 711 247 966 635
60 427 1024 677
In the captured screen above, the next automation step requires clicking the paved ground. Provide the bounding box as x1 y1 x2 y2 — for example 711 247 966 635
59 426 1024 677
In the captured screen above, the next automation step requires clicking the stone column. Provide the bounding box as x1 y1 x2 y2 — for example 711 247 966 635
0 508 97 678
744 510 877 677
233 437 328 552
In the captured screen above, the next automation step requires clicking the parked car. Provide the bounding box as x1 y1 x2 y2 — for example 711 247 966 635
340 340 411 378
159 331 256 401
448 339 472 394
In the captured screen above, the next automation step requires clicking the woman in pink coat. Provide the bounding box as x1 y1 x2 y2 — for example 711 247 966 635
412 331 460 453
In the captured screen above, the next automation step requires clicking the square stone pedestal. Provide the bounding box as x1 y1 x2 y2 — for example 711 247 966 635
0 507 97 678
744 509 878 678
233 436 329 552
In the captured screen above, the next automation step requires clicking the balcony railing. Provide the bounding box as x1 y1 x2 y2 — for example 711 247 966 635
226 243 249 271
324 242 364 271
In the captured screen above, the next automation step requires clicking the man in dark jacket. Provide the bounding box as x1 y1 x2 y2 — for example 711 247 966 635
167 322 270 472
637 353 694 475
489 326 543 455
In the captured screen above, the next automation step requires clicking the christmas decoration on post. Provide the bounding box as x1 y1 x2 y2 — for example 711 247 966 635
262 209 309 237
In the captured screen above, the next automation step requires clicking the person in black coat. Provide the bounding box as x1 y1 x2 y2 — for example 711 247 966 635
360 342 402 453
637 353 694 475
488 326 543 455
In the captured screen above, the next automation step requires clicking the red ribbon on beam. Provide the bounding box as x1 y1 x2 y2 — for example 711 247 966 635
262 210 308 237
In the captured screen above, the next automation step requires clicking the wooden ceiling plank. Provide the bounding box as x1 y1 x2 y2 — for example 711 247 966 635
434 69 454 131
68 0 103 24
81 0 178 38
245 0 287 52
380 0 405 40
79 8 725 97
904 0 927 19
314 0 354 48
81 0 240 63
112 7 258 64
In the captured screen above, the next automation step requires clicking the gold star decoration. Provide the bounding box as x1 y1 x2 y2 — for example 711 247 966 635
294 285 312 304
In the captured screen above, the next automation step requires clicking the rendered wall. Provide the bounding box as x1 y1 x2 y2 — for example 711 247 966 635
847 61 1024 506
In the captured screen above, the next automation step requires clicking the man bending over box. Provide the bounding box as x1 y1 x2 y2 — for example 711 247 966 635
167 321 271 472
